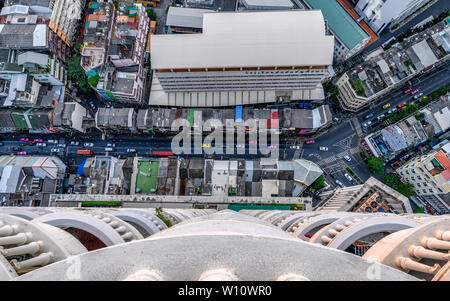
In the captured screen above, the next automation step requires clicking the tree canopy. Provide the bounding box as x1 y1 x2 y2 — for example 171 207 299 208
67 55 91 94
367 156 384 176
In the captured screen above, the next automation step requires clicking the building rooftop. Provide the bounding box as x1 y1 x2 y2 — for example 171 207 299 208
151 10 334 69
166 7 212 29
240 0 295 9
303 0 369 50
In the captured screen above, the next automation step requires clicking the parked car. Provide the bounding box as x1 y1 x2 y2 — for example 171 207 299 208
17 151 27 155
70 141 80 146
57 144 66 148
33 138 43 143
36 143 46 147
127 148 136 153
364 113 374 119
105 147 114 152
51 148 61 153
377 114 386 121
305 140 315 145
382 103 391 109
84 142 94 147
404 88 413 94
344 155 351 162
13 147 22 151
410 89 419 95
335 180 344 187
19 137 29 142
268 145 277 149
48 140 57 144
319 146 328 151
344 173 353 182
363 121 372 127
107 143 115 147
333 117 339 122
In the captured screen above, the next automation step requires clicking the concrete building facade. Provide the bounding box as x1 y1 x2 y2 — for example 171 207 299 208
354 0 429 34
150 10 334 107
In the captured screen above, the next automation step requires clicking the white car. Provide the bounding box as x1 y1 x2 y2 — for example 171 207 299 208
377 114 385 120
319 146 329 151
84 142 94 147
107 143 116 147
36 143 46 147
344 155 351 162
51 148 61 153
57 143 66 148
70 141 79 146
363 121 372 127
344 173 353 182
127 148 136 153
335 180 344 187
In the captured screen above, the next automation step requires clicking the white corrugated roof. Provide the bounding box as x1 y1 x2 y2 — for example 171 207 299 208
412 40 438 68
151 10 334 69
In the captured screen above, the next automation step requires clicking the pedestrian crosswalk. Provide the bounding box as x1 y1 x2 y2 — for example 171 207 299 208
317 147 360 166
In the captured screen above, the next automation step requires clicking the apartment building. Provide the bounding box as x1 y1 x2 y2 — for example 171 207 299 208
397 144 450 198
49 0 86 46
80 1 115 73
336 19 450 112
354 0 429 35
94 2 149 105
150 10 334 107
317 177 412 213
0 155 66 206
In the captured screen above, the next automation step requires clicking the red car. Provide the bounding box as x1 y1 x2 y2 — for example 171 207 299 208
17 151 27 155
397 101 407 108
33 138 43 143
410 89 419 95
305 140 315 145
404 88 412 94
19 137 29 142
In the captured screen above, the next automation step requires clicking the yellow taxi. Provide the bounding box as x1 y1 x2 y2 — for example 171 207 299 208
382 103 391 109
202 143 211 148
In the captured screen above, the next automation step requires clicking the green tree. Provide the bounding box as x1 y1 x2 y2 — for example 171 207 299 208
383 173 399 188
67 55 91 94
88 74 99 87
311 176 325 190
394 183 414 198
146 8 157 21
367 156 384 175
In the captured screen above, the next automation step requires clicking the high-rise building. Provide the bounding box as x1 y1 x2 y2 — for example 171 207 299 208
49 0 86 46
354 0 429 35
150 10 334 107
396 143 450 213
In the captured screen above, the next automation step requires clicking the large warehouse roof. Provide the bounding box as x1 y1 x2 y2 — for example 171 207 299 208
151 10 334 69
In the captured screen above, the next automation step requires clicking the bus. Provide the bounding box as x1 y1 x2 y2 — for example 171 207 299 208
152 151 174 156
77 149 93 155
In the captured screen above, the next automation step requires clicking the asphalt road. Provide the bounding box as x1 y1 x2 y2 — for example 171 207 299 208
363 0 450 54
299 61 450 189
